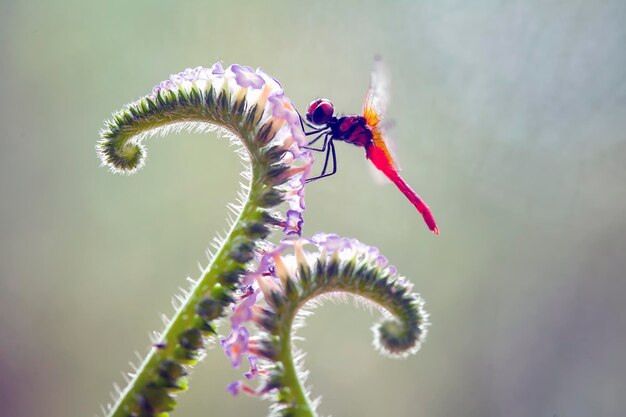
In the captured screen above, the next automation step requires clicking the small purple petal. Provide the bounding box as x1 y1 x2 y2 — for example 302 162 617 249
242 271 261 286
283 177 306 212
159 80 174 92
230 288 258 328
288 190 306 212
191 66 205 79
227 381 242 396
256 67 283 91
231 64 265 89
221 326 250 368
211 61 225 75
311 233 360 253
287 114 308 149
170 73 184 84
283 210 304 236
323 235 343 251
244 355 258 379
269 94 299 125
376 255 389 268
368 246 380 259
181 67 195 81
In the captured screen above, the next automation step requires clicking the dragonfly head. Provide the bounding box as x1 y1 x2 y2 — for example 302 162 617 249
306 98 334 126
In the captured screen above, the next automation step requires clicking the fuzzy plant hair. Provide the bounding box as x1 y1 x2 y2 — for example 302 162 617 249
96 62 429 417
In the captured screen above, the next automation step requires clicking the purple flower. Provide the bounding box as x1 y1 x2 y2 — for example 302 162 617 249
244 355 259 379
285 177 306 211
376 255 389 268
231 64 265 89
268 93 307 150
312 233 349 252
254 272 282 307
283 210 304 236
368 245 380 259
269 94 299 125
256 67 283 92
191 66 205 79
169 72 184 84
230 287 258 328
291 125 307 149
151 79 175 97
181 67 196 81
221 326 250 368
226 380 257 396
211 61 225 75
227 381 243 396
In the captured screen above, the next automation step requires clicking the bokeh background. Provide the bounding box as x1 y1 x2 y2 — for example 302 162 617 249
1 1 625 416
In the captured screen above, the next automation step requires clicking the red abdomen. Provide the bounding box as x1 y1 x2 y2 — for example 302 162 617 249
366 144 439 234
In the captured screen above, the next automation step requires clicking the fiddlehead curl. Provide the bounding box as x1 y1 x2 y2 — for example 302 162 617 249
97 62 312 417
223 233 429 417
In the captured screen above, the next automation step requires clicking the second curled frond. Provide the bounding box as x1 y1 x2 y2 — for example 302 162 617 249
222 233 429 417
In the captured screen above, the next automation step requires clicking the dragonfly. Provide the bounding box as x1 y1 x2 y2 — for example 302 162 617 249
299 57 439 235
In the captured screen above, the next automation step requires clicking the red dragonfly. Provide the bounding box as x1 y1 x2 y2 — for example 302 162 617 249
300 57 439 235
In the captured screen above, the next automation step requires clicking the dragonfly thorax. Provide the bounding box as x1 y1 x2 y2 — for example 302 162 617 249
328 115 373 147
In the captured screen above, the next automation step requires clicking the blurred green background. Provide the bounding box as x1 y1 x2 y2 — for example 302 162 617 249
1 1 625 416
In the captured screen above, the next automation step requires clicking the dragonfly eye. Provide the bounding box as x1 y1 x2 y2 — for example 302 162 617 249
306 98 334 126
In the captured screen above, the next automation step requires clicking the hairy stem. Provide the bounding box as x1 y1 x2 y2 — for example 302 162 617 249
278 330 315 417
97 64 311 417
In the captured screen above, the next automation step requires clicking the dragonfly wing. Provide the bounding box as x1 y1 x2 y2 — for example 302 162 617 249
362 56 400 171
363 55 390 120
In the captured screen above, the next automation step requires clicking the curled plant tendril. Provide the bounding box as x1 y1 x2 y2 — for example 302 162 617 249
97 62 312 417
222 233 429 417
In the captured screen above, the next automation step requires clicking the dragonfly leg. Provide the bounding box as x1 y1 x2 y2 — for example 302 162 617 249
304 132 331 152
306 140 337 183
305 127 327 136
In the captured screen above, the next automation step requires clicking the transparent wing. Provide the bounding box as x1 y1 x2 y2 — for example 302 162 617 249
363 55 390 120
378 119 402 171
362 56 400 172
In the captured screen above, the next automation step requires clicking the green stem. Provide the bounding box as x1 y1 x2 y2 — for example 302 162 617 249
277 321 316 417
